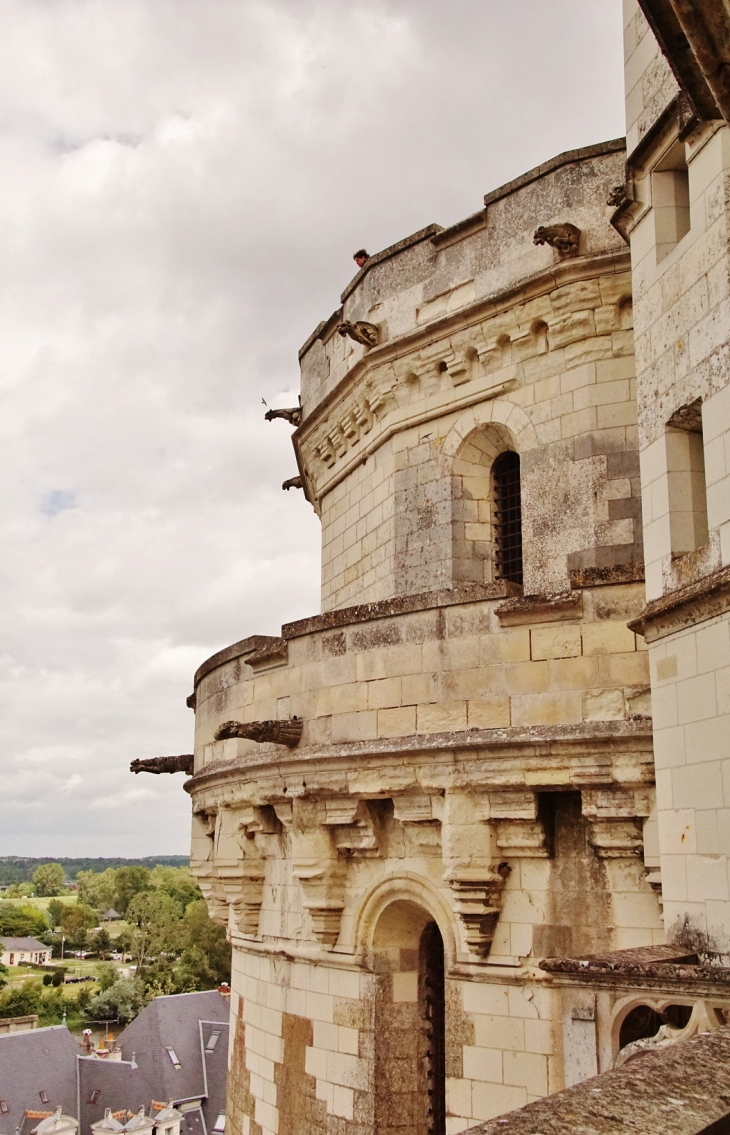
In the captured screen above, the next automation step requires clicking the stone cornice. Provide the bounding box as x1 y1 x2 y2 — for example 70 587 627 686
186 719 654 797
293 249 631 508
628 563 730 641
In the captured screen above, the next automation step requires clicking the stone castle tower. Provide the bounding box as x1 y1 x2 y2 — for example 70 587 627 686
185 137 671 1134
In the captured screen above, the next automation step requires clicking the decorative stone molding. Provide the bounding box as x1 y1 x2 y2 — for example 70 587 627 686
214 718 303 747
264 405 302 426
337 320 379 347
195 804 282 937
587 818 644 858
495 591 583 626
130 754 194 775
533 223 581 257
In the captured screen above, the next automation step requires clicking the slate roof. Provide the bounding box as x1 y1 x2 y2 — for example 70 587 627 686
200 1022 228 1135
0 1025 78 1135
0 938 50 953
116 991 229 1106
77 1057 155 1135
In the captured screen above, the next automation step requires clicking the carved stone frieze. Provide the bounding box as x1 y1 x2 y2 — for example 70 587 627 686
337 320 379 347
214 718 303 747
533 223 581 257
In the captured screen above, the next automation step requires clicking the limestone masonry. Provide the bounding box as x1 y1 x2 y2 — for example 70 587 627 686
168 2 730 1132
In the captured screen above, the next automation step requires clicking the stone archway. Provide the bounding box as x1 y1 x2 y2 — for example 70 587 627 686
370 899 447 1135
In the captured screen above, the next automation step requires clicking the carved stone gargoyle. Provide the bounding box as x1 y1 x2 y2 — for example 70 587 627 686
337 320 379 348
265 406 302 427
130 754 194 775
607 184 628 208
282 475 303 491
533 223 581 258
214 718 303 748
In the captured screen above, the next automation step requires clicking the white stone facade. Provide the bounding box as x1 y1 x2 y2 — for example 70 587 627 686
620 0 730 954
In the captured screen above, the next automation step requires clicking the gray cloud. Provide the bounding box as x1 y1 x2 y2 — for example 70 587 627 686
0 0 625 854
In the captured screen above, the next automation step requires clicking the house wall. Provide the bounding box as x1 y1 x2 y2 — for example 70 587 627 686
622 0 730 952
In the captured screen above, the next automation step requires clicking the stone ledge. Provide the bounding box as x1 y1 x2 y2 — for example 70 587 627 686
282 582 517 640
193 634 283 689
495 591 582 626
186 719 654 793
540 945 730 992
465 1027 730 1134
628 564 730 641
482 137 626 208
569 562 645 589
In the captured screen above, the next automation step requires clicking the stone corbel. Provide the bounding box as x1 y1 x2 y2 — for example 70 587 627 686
478 789 549 859
581 787 651 859
393 791 443 853
212 804 282 937
323 798 381 857
445 867 510 958
291 799 348 948
442 792 510 958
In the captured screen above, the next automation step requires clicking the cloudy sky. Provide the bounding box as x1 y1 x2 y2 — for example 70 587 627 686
0 0 626 857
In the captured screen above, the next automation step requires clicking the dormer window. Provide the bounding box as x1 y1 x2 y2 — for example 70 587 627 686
166 1046 181 1069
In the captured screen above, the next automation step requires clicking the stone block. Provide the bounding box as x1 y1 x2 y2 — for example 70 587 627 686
331 711 378 743
467 698 511 728
378 706 417 737
417 701 467 732
461 984 510 1017
581 622 636 655
474 1015 525 1052
463 1046 503 1083
470 1082 527 1122
503 1050 548 1096
511 692 582 727
531 626 582 660
582 688 625 721
368 677 403 709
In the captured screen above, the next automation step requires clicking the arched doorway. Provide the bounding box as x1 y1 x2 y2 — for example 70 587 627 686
371 901 446 1135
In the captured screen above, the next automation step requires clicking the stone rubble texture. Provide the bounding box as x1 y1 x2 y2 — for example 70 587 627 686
183 2 730 1131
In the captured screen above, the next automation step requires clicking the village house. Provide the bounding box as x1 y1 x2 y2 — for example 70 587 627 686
0 938 52 967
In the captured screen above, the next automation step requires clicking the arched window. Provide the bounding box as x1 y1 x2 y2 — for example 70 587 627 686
492 450 523 585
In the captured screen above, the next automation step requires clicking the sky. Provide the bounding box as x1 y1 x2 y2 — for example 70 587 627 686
0 0 626 857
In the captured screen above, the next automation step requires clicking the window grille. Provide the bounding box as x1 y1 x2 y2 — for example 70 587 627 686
492 451 523 585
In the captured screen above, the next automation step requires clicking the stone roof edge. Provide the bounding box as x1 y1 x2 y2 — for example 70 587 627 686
481 137 627 208
192 583 518 688
338 224 443 304
628 563 730 640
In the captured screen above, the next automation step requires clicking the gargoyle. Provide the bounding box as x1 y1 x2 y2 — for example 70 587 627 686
607 184 628 208
214 718 303 748
130 754 194 775
533 223 581 258
337 320 379 348
282 475 303 491
265 406 302 427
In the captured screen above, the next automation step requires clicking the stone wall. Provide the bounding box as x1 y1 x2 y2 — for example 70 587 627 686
621 0 730 953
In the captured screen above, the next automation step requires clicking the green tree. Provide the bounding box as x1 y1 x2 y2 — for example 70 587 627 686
95 962 118 992
51 968 65 987
126 891 182 970
175 946 217 992
0 902 48 937
150 866 201 911
0 984 41 1018
91 928 112 958
85 977 145 1024
60 903 97 948
114 867 151 916
183 900 231 985
76 868 118 911
46 899 65 928
32 863 66 897
0 963 7 990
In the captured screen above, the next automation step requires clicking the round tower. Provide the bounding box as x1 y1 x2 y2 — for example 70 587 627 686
188 139 661 1134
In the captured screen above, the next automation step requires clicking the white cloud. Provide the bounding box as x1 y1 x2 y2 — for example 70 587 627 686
0 0 625 855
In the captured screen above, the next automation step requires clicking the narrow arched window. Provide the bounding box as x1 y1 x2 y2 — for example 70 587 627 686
492 450 523 585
